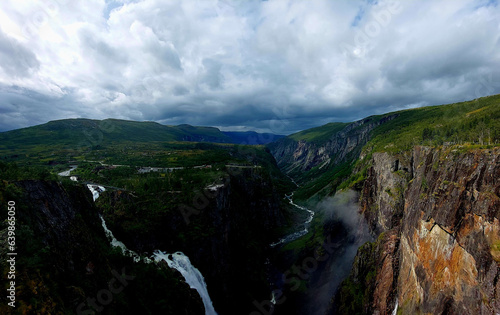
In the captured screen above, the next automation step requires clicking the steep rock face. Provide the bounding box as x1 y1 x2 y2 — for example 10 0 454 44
195 167 286 314
0 180 204 315
333 228 400 315
335 151 408 315
98 167 286 315
269 115 397 176
397 147 500 314
5 181 107 279
338 147 500 314
360 152 409 235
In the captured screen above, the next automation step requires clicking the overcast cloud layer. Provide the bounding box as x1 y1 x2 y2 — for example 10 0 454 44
0 0 499 134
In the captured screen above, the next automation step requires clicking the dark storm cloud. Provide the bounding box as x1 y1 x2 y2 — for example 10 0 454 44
0 86 77 131
0 0 499 134
0 29 39 78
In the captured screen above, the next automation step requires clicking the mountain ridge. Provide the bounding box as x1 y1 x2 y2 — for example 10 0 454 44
0 118 284 147
268 94 500 201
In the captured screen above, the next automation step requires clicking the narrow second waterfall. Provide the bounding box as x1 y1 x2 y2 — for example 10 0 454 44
392 299 399 315
87 184 217 315
87 184 105 202
88 185 143 262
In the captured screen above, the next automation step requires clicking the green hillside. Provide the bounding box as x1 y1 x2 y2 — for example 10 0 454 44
289 122 349 143
368 95 500 152
0 118 287 167
0 118 232 147
270 94 500 202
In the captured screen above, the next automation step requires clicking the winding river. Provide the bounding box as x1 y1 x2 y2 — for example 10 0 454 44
270 193 315 247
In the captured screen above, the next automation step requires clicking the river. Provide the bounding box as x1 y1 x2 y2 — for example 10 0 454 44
270 193 315 247
268 190 373 315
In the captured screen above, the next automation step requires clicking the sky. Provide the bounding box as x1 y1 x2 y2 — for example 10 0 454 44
0 0 499 134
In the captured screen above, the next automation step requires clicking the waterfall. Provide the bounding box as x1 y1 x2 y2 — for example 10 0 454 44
58 165 77 176
88 184 144 262
87 184 105 201
86 184 217 315
153 251 218 315
392 299 398 315
99 215 145 263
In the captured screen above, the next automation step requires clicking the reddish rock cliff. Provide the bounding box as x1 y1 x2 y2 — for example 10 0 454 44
336 146 500 314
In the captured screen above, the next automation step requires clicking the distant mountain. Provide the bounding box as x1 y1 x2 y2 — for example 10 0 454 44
222 131 285 144
0 119 228 145
0 118 284 151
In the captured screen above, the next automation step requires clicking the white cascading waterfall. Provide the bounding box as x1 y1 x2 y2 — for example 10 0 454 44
88 184 149 262
58 165 77 176
86 183 217 315
392 299 398 315
99 216 146 263
153 251 218 315
87 184 105 202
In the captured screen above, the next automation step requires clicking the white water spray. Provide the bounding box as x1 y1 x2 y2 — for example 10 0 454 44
87 184 217 315
58 165 77 176
392 299 398 315
87 184 105 202
153 251 217 315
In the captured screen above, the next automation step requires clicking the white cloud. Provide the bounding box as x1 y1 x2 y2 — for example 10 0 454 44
0 0 499 133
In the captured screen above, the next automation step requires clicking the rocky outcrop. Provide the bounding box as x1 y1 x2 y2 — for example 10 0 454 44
336 146 500 314
333 229 400 315
0 180 204 315
268 115 397 177
360 152 409 235
398 147 500 314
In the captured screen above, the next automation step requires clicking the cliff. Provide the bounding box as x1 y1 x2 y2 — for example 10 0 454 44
269 115 397 176
268 115 397 201
270 94 500 203
0 180 203 314
335 146 500 314
96 166 288 315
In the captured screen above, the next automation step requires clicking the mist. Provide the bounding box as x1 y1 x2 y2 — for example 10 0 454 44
305 190 373 315
319 190 365 229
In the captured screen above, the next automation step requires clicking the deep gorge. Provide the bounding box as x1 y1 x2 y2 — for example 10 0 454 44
1 95 500 314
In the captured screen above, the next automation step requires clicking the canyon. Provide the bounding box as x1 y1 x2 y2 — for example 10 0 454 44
1 94 499 314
